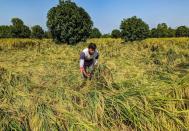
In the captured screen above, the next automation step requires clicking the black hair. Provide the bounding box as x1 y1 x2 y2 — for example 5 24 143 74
88 43 97 50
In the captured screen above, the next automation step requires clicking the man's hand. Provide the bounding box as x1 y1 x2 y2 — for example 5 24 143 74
83 71 91 78
80 67 90 78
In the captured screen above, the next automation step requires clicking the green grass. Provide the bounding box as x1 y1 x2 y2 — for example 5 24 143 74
0 38 189 130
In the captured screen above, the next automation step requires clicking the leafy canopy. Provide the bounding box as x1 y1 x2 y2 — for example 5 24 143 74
111 29 121 38
120 16 150 41
176 26 189 37
31 25 45 39
10 18 31 38
90 28 102 38
47 0 93 44
150 23 175 38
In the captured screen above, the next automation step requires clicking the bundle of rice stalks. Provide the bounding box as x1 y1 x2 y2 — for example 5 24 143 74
92 64 114 89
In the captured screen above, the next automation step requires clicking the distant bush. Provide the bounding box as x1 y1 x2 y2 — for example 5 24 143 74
176 26 189 37
44 31 52 39
90 28 102 38
31 25 45 39
111 29 121 38
120 16 150 41
0 18 47 39
167 27 176 37
101 33 111 38
10 18 31 38
0 26 12 38
150 23 175 38
47 1 93 44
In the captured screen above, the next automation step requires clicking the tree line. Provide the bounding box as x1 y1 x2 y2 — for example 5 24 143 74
1 0 189 43
0 18 51 39
90 18 189 40
47 1 189 44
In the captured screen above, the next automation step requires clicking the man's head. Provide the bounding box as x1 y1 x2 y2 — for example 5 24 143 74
88 43 97 55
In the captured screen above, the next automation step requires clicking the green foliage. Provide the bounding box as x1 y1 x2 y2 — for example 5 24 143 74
157 23 169 37
151 23 166 37
11 18 24 26
0 18 31 38
47 1 93 44
59 0 64 4
90 28 102 38
150 23 175 38
31 25 45 39
10 18 31 38
120 16 150 41
111 29 121 38
176 26 189 37
0 26 12 38
167 27 176 37
44 31 52 38
101 33 111 38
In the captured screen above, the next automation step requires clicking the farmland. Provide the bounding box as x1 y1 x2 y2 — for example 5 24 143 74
0 38 189 130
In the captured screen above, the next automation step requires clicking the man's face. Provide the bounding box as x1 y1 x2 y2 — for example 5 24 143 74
88 48 95 55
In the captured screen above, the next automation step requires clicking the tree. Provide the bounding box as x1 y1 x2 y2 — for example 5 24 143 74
150 23 175 38
150 28 158 38
11 25 31 38
90 28 102 38
150 23 167 38
21 26 31 38
10 18 31 38
59 0 64 4
44 31 52 38
167 27 176 37
11 18 24 26
31 25 45 39
47 1 93 44
120 16 150 41
0 26 12 38
111 29 121 38
176 26 189 37
157 23 169 37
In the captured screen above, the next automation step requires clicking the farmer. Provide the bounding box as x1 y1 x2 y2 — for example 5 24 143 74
80 43 99 79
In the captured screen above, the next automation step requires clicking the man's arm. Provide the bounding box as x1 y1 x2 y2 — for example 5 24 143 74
80 52 90 77
80 52 85 72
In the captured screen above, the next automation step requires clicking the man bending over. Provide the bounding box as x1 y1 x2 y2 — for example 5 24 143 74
80 43 99 79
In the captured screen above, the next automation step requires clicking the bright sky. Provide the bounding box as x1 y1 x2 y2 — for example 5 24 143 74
0 0 189 33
